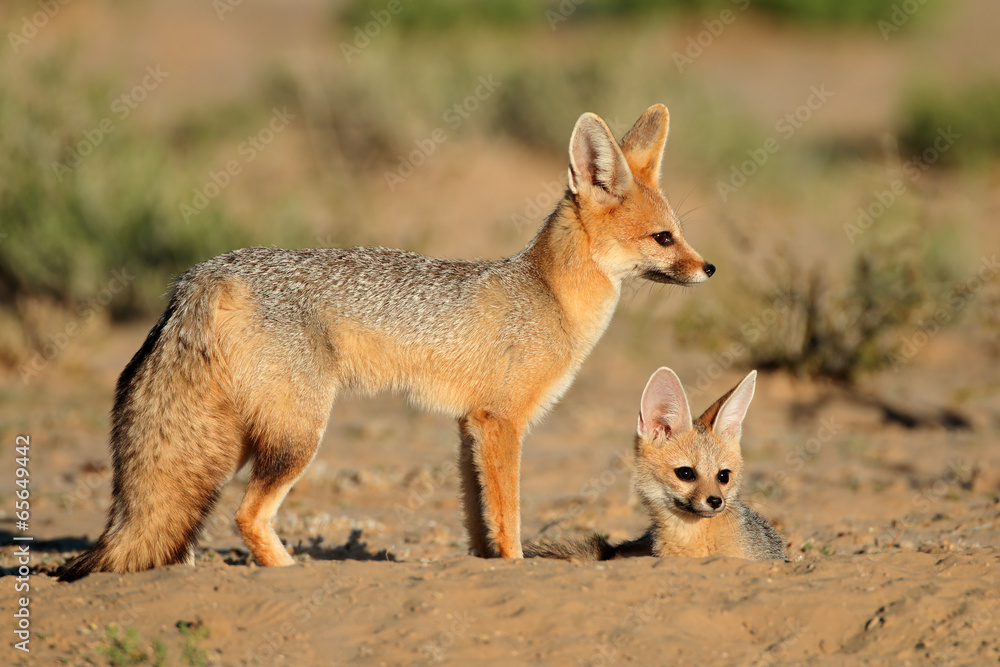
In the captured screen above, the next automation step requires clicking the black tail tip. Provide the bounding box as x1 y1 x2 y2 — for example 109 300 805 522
56 553 98 582
55 563 88 583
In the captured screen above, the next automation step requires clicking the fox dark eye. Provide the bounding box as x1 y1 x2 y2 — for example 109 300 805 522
674 467 696 481
717 470 730 484
652 231 674 246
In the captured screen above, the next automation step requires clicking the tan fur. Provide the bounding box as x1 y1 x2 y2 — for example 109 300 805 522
58 106 714 580
526 369 786 563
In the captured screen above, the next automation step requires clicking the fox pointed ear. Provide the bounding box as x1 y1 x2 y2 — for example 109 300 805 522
709 370 757 441
637 367 693 441
568 112 633 202
619 104 669 187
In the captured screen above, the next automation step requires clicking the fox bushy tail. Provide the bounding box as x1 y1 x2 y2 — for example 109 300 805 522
59 274 242 582
523 534 616 561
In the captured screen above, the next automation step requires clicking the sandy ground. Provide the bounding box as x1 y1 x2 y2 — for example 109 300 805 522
2 0 1000 665
1 316 999 665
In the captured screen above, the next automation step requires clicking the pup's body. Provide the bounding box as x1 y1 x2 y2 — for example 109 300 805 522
59 105 714 581
526 369 785 562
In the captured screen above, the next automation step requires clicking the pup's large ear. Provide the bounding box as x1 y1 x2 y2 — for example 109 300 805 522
637 367 693 441
568 112 633 202
619 104 669 188
700 370 756 442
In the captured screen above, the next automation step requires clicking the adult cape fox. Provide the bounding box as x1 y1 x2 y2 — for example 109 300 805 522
526 368 786 561
58 105 714 581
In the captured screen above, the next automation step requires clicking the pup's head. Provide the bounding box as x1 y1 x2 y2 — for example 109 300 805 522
566 104 714 286
633 367 756 519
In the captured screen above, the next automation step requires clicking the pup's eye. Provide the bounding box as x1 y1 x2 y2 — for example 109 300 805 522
674 467 696 481
717 470 730 484
652 231 674 246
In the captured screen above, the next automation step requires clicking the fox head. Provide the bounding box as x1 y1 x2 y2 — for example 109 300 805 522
633 367 756 520
566 105 714 286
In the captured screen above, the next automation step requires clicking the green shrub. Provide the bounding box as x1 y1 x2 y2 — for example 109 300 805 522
339 0 901 29
900 81 1000 167
0 56 283 319
675 235 956 384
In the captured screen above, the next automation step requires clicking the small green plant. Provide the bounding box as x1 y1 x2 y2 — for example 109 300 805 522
152 641 168 666
176 620 210 667
99 624 166 667
101 624 146 667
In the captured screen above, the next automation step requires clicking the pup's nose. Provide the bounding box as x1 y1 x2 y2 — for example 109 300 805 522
706 496 722 510
703 263 716 278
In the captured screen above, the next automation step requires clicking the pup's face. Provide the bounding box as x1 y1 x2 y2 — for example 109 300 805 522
633 367 756 520
634 425 743 519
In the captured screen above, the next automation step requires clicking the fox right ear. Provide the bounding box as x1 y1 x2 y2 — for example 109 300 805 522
619 104 669 188
637 367 693 441
568 112 633 202
711 370 757 441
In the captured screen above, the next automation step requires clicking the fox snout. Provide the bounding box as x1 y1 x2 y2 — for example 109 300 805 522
699 493 725 516
636 228 715 286
641 260 715 286
676 491 726 518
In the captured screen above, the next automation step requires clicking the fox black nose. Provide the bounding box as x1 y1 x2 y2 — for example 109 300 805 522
703 263 716 277
706 496 722 509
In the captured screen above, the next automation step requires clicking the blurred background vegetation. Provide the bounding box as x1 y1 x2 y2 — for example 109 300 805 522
0 0 997 385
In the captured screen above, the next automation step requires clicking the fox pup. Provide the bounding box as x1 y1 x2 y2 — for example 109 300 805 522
58 105 715 581
526 368 785 561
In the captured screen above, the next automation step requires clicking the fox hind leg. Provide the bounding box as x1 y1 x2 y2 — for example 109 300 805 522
235 436 321 566
234 396 332 567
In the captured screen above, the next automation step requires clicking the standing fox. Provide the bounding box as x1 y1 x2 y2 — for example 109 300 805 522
58 105 715 581
526 368 786 561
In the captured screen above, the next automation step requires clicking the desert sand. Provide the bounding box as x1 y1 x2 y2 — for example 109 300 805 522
2 0 999 665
